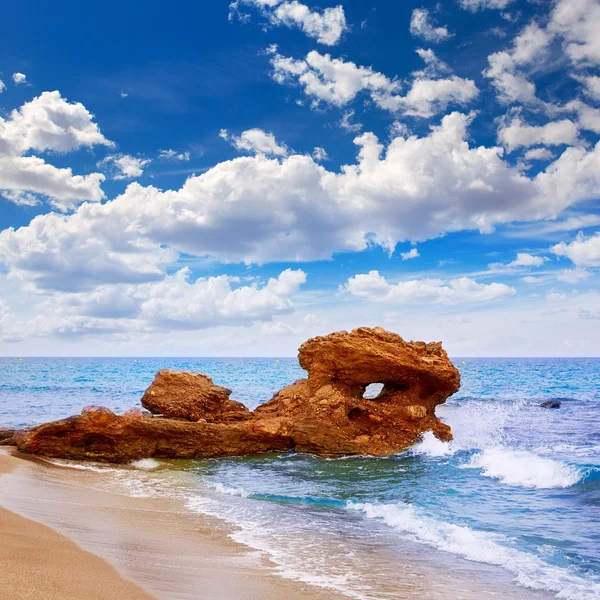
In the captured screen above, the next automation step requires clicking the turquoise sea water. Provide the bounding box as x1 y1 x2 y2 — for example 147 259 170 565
1 357 599 599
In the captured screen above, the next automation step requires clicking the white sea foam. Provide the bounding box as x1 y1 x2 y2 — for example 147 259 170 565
205 481 251 498
130 458 161 470
46 459 122 474
348 501 600 600
461 448 583 489
410 431 455 457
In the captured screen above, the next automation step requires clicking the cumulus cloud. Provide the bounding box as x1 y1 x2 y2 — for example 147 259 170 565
577 74 600 100
409 9 452 43
231 0 347 45
12 73 27 85
158 149 190 161
98 154 151 180
498 118 580 151
523 148 555 162
565 100 600 134
0 91 112 211
270 49 478 117
220 128 289 156
312 146 328 161
3 112 600 295
506 252 547 267
484 22 551 104
26 268 307 338
459 0 515 10
552 231 600 266
343 270 516 304
557 268 590 283
400 247 419 260
0 80 5 93
549 0 600 66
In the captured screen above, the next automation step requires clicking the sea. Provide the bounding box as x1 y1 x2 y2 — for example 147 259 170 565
1 357 599 600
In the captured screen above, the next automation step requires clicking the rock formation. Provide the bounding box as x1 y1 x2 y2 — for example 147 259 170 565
10 327 460 462
141 371 252 422
0 428 16 445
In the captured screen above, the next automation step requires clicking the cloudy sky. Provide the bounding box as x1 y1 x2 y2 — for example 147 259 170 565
1 0 600 357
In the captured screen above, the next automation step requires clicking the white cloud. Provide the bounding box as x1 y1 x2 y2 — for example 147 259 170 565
549 0 600 66
498 118 580 151
158 149 190 161
222 128 289 156
0 299 23 343
565 100 600 134
507 252 547 267
460 0 515 11
98 154 151 180
400 247 420 260
12 73 27 85
0 80 5 93
0 91 113 155
522 276 540 283
270 50 478 117
231 0 347 45
312 146 328 161
552 231 600 266
0 91 112 211
3 112 600 293
261 320 300 336
25 268 307 338
523 148 555 161
270 50 400 108
577 74 600 100
409 9 452 43
339 110 362 132
483 23 551 105
557 268 590 283
343 270 516 304
547 291 568 302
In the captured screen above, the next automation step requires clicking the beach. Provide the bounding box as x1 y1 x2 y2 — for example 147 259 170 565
0 447 338 600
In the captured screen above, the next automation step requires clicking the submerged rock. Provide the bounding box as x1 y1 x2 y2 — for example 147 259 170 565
12 327 461 462
540 400 562 409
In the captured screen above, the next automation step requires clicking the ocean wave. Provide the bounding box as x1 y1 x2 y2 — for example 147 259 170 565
130 458 162 470
410 431 455 457
205 481 251 497
348 500 600 600
461 448 583 489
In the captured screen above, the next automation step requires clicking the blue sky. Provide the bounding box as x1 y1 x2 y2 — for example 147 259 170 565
1 0 600 356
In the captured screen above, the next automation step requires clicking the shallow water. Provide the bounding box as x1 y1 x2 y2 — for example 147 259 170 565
1 357 599 599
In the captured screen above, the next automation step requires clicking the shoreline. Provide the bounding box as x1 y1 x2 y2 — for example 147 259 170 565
0 446 555 600
0 447 338 600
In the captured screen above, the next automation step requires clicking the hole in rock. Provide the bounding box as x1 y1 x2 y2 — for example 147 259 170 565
363 383 384 399
348 407 367 421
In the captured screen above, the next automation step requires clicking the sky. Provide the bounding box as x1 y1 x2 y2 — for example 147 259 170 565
1 0 600 357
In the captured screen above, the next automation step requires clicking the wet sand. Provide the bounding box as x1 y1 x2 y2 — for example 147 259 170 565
0 448 337 600
0 453 154 600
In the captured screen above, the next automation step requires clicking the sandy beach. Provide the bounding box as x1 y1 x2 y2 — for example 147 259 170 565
0 447 338 600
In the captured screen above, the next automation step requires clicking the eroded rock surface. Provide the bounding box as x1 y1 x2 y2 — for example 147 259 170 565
12 327 460 462
141 370 251 422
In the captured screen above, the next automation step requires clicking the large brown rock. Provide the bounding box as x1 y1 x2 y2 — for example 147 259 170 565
12 327 460 462
141 370 251 422
255 327 459 456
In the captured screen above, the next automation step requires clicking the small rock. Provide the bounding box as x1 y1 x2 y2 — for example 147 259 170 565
540 400 561 409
